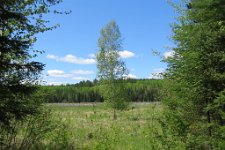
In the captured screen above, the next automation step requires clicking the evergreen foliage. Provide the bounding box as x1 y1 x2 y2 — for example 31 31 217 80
0 0 63 145
163 0 225 149
42 79 163 103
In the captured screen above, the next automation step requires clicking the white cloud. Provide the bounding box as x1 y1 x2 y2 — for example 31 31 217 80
72 70 94 75
163 51 175 59
123 73 137 79
127 74 137 79
72 76 89 80
46 54 96 64
88 53 96 58
47 70 73 78
47 82 63 85
46 69 93 82
148 68 165 79
46 54 57 59
119 50 135 58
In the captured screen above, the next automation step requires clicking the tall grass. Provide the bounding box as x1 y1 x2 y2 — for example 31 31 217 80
48 102 185 149
1 103 185 149
0 109 75 150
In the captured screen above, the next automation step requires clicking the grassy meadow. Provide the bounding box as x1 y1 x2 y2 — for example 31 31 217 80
46 102 183 150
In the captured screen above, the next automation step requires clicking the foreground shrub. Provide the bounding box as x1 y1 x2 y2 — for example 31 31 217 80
0 108 75 150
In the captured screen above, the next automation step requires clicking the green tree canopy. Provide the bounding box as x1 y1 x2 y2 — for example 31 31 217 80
97 21 127 81
0 0 62 127
163 0 225 149
96 21 129 119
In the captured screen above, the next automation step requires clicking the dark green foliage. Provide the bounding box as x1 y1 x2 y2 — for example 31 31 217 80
163 0 225 149
43 83 103 103
0 0 64 146
126 79 163 102
42 79 163 103
98 79 129 111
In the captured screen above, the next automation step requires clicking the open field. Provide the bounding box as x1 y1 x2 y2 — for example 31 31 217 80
47 102 183 150
46 102 157 107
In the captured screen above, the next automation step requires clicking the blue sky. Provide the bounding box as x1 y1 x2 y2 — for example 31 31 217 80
34 0 177 85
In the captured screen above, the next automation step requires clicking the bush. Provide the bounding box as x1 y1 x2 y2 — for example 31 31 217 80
0 108 75 150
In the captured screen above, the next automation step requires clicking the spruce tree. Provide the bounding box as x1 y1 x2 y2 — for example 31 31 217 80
0 0 63 127
163 0 225 149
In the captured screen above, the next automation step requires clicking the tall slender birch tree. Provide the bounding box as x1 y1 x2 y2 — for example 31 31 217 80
96 21 128 119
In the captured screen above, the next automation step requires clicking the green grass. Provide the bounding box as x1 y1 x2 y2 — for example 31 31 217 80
1 102 184 149
47 102 173 150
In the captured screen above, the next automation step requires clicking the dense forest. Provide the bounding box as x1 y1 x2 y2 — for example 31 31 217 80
42 79 163 103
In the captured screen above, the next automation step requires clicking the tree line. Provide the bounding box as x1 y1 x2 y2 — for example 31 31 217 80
42 79 163 103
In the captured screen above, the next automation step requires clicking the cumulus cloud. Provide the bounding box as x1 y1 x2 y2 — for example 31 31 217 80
47 70 73 78
149 68 165 79
88 53 96 58
46 69 93 82
127 74 137 79
72 76 89 80
47 82 63 85
46 54 96 64
163 51 175 59
72 70 94 75
123 73 137 79
119 50 135 58
46 54 57 59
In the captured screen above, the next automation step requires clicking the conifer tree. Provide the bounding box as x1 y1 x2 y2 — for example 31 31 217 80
0 0 63 128
164 0 225 149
